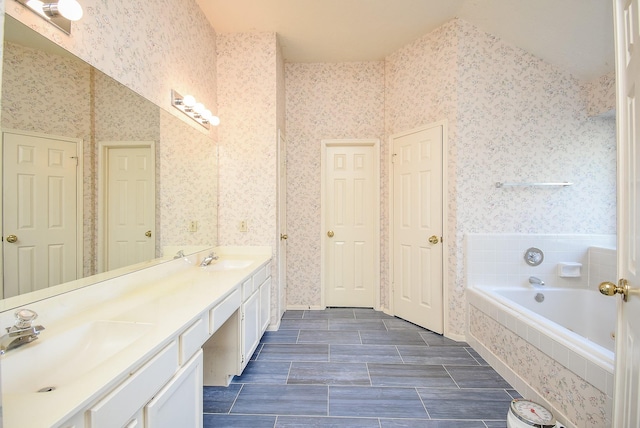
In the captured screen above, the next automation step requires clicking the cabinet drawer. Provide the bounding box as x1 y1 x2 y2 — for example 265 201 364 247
88 341 178 428
180 315 208 365
59 411 85 428
122 409 143 428
210 288 241 334
252 263 268 289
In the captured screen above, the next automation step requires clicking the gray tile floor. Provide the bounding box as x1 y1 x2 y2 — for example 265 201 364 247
203 308 519 427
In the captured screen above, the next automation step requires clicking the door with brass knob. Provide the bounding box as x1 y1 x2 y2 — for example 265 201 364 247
611 1 640 423
327 231 334 238
145 230 152 238
599 279 630 301
280 234 288 240
428 235 440 245
5 235 18 244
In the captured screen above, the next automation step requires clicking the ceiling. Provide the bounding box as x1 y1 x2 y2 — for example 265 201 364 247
196 0 614 82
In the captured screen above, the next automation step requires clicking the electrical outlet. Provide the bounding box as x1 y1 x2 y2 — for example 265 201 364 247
188 221 198 232
239 220 248 232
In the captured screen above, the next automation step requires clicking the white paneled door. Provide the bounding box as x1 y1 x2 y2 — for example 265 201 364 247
323 140 379 308
3 130 81 298
391 124 443 334
102 144 155 271
611 0 640 425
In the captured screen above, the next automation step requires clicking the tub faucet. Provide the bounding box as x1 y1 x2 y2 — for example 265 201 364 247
200 252 219 267
529 276 545 287
173 250 185 259
0 309 45 355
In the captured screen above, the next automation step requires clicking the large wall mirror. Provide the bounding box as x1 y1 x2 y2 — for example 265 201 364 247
0 15 218 311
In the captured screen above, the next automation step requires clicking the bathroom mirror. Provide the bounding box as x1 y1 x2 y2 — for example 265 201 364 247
0 15 218 310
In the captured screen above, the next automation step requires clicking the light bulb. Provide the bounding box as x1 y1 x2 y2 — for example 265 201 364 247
26 0 48 18
193 103 205 115
57 0 83 21
182 95 196 108
202 110 213 121
210 115 221 126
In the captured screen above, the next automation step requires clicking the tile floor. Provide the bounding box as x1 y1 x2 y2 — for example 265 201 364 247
203 308 519 427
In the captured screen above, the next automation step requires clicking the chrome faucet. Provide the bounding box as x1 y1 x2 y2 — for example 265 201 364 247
200 252 219 267
0 308 45 354
174 250 185 259
529 276 545 287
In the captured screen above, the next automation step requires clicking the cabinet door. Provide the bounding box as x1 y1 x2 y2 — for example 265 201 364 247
259 277 271 334
241 291 260 369
145 350 203 428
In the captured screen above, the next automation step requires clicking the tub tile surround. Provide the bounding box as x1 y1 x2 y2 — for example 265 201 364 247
0 246 271 427
466 233 616 290
466 233 616 428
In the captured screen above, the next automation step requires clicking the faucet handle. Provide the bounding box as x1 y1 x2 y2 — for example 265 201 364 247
14 308 38 329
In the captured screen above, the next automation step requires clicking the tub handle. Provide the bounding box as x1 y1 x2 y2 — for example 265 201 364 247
599 279 629 302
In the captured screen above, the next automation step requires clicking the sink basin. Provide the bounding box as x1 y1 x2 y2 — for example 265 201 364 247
2 320 153 394
204 259 252 271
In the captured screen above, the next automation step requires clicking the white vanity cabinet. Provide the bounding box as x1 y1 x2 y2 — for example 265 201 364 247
241 286 260 368
7 250 273 428
240 262 271 370
260 277 271 335
146 350 203 428
88 341 179 428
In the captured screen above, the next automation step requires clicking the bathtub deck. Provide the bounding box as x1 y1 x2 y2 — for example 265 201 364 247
203 308 519 427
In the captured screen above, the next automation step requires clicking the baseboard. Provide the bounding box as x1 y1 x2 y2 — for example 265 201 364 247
286 304 325 311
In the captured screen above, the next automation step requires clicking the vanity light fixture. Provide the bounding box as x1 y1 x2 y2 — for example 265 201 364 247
171 90 220 129
15 0 84 34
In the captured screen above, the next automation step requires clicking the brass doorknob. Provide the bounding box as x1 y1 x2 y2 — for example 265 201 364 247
6 235 18 244
327 231 334 238
428 235 439 244
145 230 152 238
280 234 288 240
599 279 629 302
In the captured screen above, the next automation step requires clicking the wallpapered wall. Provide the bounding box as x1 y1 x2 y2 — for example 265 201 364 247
216 32 284 324
285 62 386 307
286 18 616 336
5 0 220 252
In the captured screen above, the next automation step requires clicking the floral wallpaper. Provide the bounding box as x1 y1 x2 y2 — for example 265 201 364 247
284 18 615 337
386 18 616 336
216 32 284 324
158 109 217 247
585 71 616 117
285 62 385 307
6 0 217 126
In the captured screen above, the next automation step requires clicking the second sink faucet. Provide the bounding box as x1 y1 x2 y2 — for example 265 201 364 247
200 252 219 267
0 308 45 354
529 276 545 287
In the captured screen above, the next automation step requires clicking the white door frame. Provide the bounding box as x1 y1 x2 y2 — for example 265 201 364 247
97 140 156 273
1 128 84 296
388 120 453 337
321 139 381 310
276 128 287 328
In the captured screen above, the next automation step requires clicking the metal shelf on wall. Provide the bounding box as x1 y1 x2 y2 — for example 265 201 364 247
495 182 573 188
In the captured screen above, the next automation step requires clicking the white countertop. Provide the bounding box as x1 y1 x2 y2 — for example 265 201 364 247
0 246 271 428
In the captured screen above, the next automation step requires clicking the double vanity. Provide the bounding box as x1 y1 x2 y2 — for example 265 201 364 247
0 246 272 428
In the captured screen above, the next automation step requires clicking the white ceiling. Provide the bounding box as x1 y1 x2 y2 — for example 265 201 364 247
196 0 614 81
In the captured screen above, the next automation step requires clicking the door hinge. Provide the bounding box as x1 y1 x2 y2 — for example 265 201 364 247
70 156 79 166
391 153 397 163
